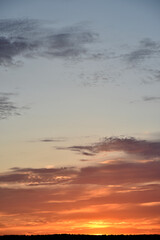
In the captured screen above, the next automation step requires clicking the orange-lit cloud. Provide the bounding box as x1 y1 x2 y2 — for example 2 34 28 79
0 137 160 235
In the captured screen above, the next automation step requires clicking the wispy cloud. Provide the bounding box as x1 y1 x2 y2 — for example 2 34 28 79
144 69 160 84
1 160 160 188
0 92 22 119
124 38 160 65
0 167 77 186
143 96 160 102
75 37 160 88
78 71 111 87
154 70 160 82
40 137 67 143
0 19 98 66
60 137 160 159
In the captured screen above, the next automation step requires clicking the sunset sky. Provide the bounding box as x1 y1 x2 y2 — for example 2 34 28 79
0 0 160 235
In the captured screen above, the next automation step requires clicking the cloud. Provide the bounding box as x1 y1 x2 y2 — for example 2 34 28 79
0 167 77 186
0 36 37 66
0 92 21 119
1 163 160 206
0 135 160 234
154 70 160 82
40 137 67 143
73 161 160 185
1 136 158 188
1 160 160 187
124 38 160 65
61 137 160 159
0 164 160 234
0 19 98 66
0 144 160 234
143 96 160 102
78 71 111 87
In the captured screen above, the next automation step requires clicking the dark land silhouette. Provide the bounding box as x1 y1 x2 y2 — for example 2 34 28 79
0 234 160 240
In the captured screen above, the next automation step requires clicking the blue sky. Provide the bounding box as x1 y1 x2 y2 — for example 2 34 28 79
0 0 160 170
0 0 160 235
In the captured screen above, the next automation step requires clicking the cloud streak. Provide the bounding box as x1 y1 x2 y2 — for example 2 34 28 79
1 161 160 187
124 38 160 65
0 167 77 186
143 96 160 102
40 137 67 143
0 93 22 119
0 19 98 66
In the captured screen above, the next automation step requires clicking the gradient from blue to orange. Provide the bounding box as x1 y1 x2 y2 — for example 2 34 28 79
0 0 160 235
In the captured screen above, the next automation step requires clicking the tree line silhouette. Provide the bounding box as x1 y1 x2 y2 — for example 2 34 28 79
0 234 159 240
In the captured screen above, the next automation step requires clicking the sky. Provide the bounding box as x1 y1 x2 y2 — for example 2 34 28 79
0 0 160 235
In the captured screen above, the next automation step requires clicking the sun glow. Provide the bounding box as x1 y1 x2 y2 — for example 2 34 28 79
85 221 109 229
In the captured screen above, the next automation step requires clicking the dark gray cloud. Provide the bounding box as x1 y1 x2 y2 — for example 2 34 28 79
0 19 98 66
150 69 160 84
124 38 160 65
139 68 160 85
155 70 160 82
0 36 38 66
143 96 160 102
40 137 66 143
78 71 111 87
0 93 21 119
59 137 160 159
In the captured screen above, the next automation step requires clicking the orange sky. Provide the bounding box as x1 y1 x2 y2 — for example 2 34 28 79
0 182 160 235
0 137 160 235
